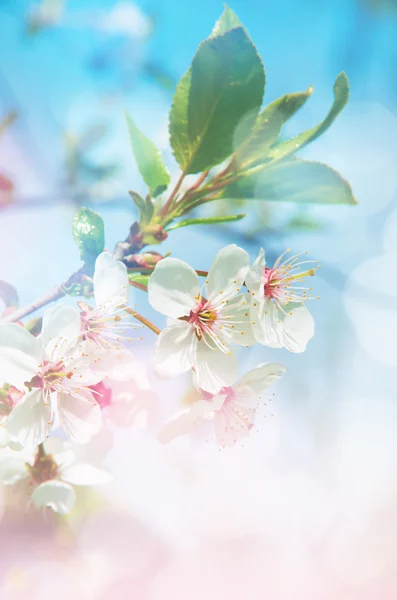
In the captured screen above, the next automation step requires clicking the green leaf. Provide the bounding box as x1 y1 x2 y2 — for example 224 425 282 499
169 6 250 172
212 5 242 35
260 87 314 126
167 213 246 231
125 113 170 197
223 158 357 205
0 281 19 308
233 88 313 167
72 207 105 263
128 273 150 287
234 111 283 167
169 24 265 174
129 191 154 226
169 69 192 174
25 317 43 335
128 190 146 215
268 73 350 163
188 28 265 172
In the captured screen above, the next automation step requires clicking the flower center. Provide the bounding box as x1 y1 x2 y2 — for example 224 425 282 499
262 250 320 307
27 453 59 484
27 360 70 391
187 298 218 340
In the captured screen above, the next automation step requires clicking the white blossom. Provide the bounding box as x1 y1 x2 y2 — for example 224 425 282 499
0 437 110 515
245 248 318 352
148 245 255 393
0 305 103 447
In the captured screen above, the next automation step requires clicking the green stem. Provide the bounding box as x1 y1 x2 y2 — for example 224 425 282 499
183 190 224 213
166 214 245 231
160 170 213 226
159 168 188 218
184 171 240 205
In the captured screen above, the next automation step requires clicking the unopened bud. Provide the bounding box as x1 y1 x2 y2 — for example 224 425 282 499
124 252 164 269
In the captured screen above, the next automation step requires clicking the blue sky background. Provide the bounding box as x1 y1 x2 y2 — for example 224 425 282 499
1 0 397 400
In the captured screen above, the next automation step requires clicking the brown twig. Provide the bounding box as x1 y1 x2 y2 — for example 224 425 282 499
128 266 209 278
129 280 148 292
125 307 161 335
185 169 210 194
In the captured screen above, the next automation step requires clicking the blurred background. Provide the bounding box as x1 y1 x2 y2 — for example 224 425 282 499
1 0 397 598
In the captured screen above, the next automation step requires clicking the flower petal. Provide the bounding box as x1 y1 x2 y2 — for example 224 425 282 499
219 292 256 347
7 389 51 448
31 480 76 515
0 427 10 449
281 303 315 353
245 247 265 298
250 298 283 348
158 399 220 444
236 362 286 394
61 463 111 485
154 321 196 377
0 456 29 484
87 347 138 382
148 257 200 319
44 437 72 458
194 344 237 394
213 400 254 448
94 251 129 308
109 388 158 429
63 340 104 386
206 244 250 300
40 304 81 362
125 359 151 390
0 323 41 388
57 390 102 444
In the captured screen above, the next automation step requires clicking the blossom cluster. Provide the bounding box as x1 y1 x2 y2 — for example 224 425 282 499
0 244 318 514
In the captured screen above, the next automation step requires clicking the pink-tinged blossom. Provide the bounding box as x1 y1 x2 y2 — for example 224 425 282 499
245 248 318 352
90 363 158 429
0 305 104 447
148 245 255 394
91 381 113 410
158 362 286 448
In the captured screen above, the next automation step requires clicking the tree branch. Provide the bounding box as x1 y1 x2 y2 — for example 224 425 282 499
1 284 65 323
0 266 86 324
